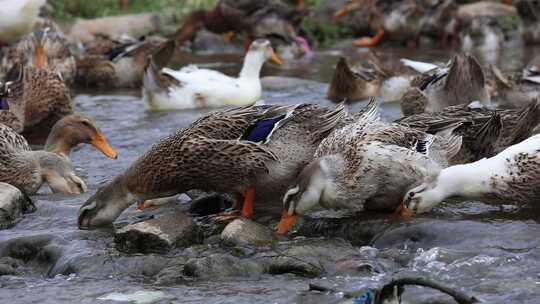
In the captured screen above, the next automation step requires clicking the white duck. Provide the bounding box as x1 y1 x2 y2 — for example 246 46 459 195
402 134 540 215
142 39 282 111
0 0 46 45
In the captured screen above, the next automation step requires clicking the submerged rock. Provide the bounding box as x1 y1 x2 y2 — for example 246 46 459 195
221 218 279 247
0 183 36 230
114 212 202 254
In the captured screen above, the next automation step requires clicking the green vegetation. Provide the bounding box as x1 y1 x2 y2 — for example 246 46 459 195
47 0 217 22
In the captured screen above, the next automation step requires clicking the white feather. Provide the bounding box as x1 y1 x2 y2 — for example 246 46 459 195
400 59 439 73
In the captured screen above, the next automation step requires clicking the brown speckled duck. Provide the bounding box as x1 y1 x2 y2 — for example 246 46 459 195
400 53 489 115
0 123 86 195
78 103 345 229
75 36 170 89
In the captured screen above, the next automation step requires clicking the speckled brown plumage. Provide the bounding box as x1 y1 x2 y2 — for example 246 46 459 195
124 104 344 202
5 64 72 144
396 100 540 164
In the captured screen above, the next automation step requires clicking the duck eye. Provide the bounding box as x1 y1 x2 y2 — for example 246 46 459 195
409 192 415 198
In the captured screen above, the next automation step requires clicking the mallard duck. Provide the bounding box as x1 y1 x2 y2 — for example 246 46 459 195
488 60 540 109
326 55 413 103
400 53 489 114
515 0 540 45
143 39 282 111
1 22 76 84
276 99 462 234
0 123 86 195
4 60 72 145
75 36 170 89
77 103 345 229
401 133 540 216
0 0 46 46
335 0 458 47
397 100 540 164
174 0 308 56
44 114 117 160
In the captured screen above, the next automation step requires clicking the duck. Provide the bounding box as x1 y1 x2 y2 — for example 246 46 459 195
490 59 540 109
142 39 282 111
44 114 117 160
77 103 345 229
515 0 540 45
173 0 308 57
396 99 540 165
334 0 455 48
400 53 489 115
326 55 413 103
75 36 171 89
276 99 462 234
0 0 46 46
0 123 86 195
1 22 77 85
401 133 540 216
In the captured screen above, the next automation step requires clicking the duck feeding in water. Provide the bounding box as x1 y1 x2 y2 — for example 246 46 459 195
77 103 345 229
400 133 540 216
142 39 282 111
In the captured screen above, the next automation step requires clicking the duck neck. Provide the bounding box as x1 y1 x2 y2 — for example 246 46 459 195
44 130 72 159
430 162 488 200
239 51 266 79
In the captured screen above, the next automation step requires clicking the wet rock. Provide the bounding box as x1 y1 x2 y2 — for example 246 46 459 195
114 212 202 254
0 257 23 276
261 76 324 91
263 238 358 278
221 218 279 247
0 235 65 276
294 213 394 246
0 183 36 229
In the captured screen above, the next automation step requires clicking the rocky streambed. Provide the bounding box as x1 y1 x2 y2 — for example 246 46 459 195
2 50 540 303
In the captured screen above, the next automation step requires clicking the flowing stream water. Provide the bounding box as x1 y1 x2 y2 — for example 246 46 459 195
1 44 540 303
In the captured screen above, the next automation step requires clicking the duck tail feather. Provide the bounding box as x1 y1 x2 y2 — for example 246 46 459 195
313 102 347 139
509 98 540 144
358 97 380 122
400 58 439 73
473 112 503 158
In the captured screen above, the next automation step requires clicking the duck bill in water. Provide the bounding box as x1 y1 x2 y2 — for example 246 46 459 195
277 210 298 235
90 132 118 159
394 200 413 220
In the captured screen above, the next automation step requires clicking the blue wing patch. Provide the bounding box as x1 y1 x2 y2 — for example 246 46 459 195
242 115 285 143
0 98 8 110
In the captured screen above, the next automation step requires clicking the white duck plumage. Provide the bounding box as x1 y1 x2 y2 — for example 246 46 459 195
0 0 46 44
404 134 540 215
142 39 282 111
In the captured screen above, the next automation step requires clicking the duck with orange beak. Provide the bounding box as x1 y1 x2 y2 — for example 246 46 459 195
44 114 117 160
142 39 283 111
78 103 345 230
277 99 462 235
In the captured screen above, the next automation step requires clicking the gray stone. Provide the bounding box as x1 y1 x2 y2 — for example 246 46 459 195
114 212 202 254
0 183 35 230
221 218 279 247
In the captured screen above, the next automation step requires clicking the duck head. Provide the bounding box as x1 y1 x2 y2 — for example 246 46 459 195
277 156 341 235
30 27 50 68
45 114 117 160
77 176 135 229
38 152 87 194
248 39 283 65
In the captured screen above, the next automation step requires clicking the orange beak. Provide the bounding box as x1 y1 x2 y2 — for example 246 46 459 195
270 51 283 65
90 132 117 160
222 31 234 42
394 200 413 220
277 210 298 235
137 201 146 210
33 46 46 68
